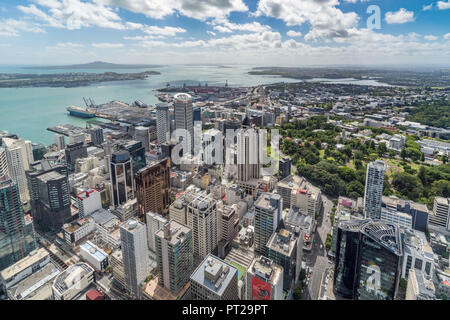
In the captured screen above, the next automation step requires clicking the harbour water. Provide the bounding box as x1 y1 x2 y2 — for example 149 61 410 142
0 64 391 146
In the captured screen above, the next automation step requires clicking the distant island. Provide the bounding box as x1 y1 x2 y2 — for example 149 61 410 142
24 61 162 70
0 70 161 88
249 66 450 87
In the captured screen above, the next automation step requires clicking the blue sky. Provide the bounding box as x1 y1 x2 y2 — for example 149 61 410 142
0 0 449 66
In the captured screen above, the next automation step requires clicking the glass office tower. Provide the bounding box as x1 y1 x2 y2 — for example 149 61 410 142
0 175 37 270
334 219 402 300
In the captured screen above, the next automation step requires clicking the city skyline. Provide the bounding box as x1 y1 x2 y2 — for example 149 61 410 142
0 0 449 66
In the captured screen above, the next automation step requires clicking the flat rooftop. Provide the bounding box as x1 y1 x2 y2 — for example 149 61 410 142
155 220 191 246
190 254 237 297
8 262 60 300
1 248 49 281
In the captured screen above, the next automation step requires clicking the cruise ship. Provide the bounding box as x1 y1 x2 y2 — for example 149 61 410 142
66 106 96 118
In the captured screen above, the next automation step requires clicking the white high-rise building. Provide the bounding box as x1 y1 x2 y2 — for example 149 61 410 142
429 197 450 231
54 134 66 150
3 138 33 202
186 192 218 264
69 132 85 144
146 211 168 252
237 129 262 182
174 93 193 154
120 218 150 299
364 160 385 220
156 103 170 145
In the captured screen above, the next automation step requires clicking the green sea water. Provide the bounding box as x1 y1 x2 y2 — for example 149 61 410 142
0 64 389 146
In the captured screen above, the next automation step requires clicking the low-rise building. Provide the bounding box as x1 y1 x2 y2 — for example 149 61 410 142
406 268 436 300
52 263 95 300
80 241 109 272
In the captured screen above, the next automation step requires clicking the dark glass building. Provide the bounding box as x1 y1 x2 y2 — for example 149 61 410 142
110 151 134 207
0 175 37 270
334 219 402 300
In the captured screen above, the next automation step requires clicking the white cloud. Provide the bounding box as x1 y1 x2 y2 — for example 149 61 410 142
211 20 271 34
437 1 450 10
422 3 433 11
0 19 46 37
143 26 186 36
444 33 450 40
206 30 216 36
95 0 248 20
385 8 415 24
56 42 84 47
18 0 125 30
255 0 359 41
286 30 302 38
92 42 125 48
424 35 438 41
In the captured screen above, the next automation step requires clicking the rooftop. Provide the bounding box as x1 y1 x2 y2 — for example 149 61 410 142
155 220 191 246
80 241 108 262
190 254 237 297
1 248 49 281
52 263 94 294
266 228 298 257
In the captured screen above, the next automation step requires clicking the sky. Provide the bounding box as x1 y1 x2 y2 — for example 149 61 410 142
0 0 449 66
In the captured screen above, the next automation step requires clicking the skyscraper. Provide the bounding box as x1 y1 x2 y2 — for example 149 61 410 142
134 126 150 152
35 171 71 229
0 175 37 270
120 218 150 299
334 219 402 300
54 134 66 150
186 192 218 264
88 127 104 146
65 142 88 172
135 158 171 218
2 137 34 203
110 151 134 207
364 160 386 220
254 193 282 255
155 220 193 295
237 129 262 182
174 93 194 154
156 103 170 145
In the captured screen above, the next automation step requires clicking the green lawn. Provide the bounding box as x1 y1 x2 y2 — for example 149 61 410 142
230 261 247 280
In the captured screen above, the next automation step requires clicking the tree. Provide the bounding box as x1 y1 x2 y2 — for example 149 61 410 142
293 286 302 300
400 149 407 160
392 172 423 200
377 142 387 156
442 154 449 164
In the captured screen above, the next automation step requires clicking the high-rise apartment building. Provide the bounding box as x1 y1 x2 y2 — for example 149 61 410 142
174 93 194 154
254 193 282 255
364 160 386 220
3 137 34 202
76 188 102 218
156 103 170 145
110 151 134 207
54 134 66 150
155 220 193 295
135 158 171 218
120 218 150 299
334 219 402 300
190 254 239 300
146 211 168 252
0 175 37 270
429 197 450 231
186 192 218 264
